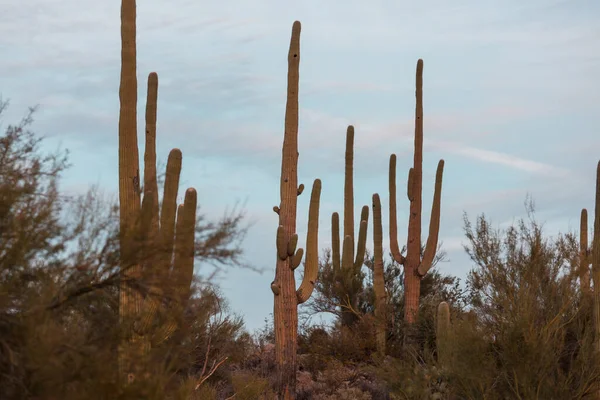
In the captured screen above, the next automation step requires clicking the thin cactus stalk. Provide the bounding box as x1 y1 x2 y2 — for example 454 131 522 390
271 21 322 400
331 126 369 327
436 301 451 367
592 161 600 399
389 59 445 329
372 193 386 357
581 208 591 295
117 0 197 382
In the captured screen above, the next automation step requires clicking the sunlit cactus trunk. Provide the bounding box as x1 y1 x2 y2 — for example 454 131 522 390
389 59 445 347
271 21 322 400
372 194 386 357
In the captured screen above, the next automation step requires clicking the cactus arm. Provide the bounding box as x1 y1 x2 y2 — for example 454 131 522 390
143 72 160 238
581 208 591 293
159 149 182 261
418 159 445 276
343 126 355 244
407 168 414 201
388 154 405 265
174 189 197 306
353 206 369 271
332 212 341 273
296 179 321 304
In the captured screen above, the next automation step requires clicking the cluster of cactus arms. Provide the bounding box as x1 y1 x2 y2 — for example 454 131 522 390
271 21 322 400
436 301 451 367
118 0 196 383
371 193 387 357
389 59 445 328
331 126 369 327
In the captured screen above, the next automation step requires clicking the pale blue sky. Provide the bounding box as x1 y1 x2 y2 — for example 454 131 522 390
1 0 599 332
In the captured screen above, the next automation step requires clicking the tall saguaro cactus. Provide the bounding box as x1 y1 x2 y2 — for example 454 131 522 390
581 208 591 295
331 126 369 326
436 301 451 367
117 0 196 383
372 193 387 357
117 0 142 380
389 59 445 329
271 21 322 400
592 161 600 400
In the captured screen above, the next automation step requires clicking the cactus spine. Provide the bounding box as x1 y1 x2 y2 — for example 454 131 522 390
271 21 322 400
389 59 445 329
331 126 369 326
372 193 387 357
436 301 451 366
117 0 196 383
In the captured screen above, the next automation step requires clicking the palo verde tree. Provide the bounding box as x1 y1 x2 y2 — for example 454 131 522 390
270 21 322 400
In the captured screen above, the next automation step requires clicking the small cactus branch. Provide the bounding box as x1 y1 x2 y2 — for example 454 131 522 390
332 212 341 272
291 248 304 270
287 234 298 256
143 72 160 239
174 188 197 307
388 154 405 265
341 235 353 270
271 281 281 295
418 159 445 276
276 226 288 260
581 208 591 293
297 184 304 196
296 179 321 304
273 206 280 214
159 149 182 268
353 206 369 271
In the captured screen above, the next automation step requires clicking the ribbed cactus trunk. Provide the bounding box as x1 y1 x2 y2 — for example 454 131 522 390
118 0 142 383
331 127 369 327
117 0 197 383
592 161 600 399
272 21 322 400
372 194 386 357
436 301 451 366
389 59 444 347
581 209 591 295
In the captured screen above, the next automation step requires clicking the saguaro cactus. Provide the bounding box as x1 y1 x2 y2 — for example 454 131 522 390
592 162 600 399
389 59 444 328
372 193 387 357
581 208 591 295
436 301 451 366
331 126 369 326
271 21 322 400
117 0 196 382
